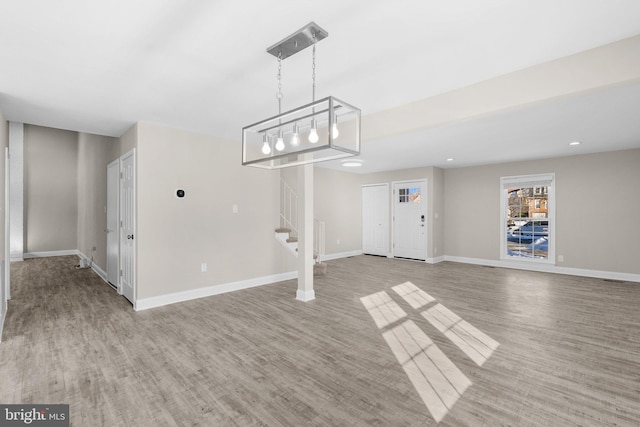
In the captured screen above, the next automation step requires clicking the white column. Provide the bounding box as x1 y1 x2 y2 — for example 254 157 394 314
296 162 315 301
9 122 23 262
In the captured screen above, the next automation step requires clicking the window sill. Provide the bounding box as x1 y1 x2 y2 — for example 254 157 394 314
501 256 555 266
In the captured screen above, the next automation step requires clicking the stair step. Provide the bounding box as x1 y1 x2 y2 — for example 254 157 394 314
286 237 298 243
275 227 291 233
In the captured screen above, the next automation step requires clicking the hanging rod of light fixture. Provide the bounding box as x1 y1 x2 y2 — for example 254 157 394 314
242 22 361 169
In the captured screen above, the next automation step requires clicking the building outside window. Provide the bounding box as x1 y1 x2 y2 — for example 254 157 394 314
501 174 555 262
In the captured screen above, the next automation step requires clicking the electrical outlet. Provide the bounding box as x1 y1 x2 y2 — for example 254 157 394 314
201 262 207 272
337 239 340 245
558 255 564 262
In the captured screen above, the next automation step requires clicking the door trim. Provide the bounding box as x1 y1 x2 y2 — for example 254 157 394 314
391 178 428 261
106 158 120 293
120 149 136 308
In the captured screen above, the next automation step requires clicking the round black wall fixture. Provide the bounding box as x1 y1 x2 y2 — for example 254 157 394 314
176 189 185 198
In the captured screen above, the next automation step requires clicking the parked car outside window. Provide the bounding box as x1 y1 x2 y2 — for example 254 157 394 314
514 220 548 235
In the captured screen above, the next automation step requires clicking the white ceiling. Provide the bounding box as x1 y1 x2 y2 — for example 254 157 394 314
1 0 639 173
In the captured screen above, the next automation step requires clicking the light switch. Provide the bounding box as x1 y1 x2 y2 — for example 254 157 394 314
232 204 239 213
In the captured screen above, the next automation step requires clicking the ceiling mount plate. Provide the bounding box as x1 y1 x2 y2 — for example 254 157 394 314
266 22 328 60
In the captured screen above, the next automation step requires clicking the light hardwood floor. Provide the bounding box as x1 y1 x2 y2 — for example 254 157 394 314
1 255 639 426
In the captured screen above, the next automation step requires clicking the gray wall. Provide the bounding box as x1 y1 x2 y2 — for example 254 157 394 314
24 125 78 253
22 125 117 273
310 165 446 261
314 167 363 256
444 148 640 274
134 122 286 300
9 122 23 259
77 132 119 270
313 148 639 278
118 123 137 156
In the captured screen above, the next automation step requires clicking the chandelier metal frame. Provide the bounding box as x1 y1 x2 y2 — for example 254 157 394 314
242 22 361 170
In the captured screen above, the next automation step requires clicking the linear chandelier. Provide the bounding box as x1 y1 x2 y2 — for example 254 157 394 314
242 22 361 169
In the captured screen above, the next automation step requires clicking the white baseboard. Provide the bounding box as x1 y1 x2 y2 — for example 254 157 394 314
92 264 108 283
296 289 316 302
444 255 640 283
427 256 445 264
24 249 79 259
77 251 108 283
321 250 363 262
134 271 298 311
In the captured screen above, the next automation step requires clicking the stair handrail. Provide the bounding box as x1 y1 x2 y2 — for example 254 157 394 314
279 178 326 263
280 178 298 235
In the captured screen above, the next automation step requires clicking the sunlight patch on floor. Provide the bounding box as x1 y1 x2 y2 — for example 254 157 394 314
360 291 407 329
392 281 436 310
382 320 471 423
422 303 500 366
360 282 500 423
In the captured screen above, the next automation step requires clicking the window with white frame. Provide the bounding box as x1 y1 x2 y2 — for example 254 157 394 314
398 187 421 203
501 174 555 262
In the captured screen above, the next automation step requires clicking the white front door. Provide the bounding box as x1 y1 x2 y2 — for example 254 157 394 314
106 159 119 290
393 180 427 260
120 150 135 305
362 184 389 256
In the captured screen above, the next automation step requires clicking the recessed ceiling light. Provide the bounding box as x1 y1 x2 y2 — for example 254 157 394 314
341 159 362 167
569 141 581 146
446 158 455 162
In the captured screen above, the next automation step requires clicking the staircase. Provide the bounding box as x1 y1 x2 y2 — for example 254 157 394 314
275 227 327 276
274 227 300 255
277 179 327 275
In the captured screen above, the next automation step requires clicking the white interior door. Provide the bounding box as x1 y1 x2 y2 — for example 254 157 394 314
120 150 135 305
362 184 389 256
393 180 427 260
106 159 119 290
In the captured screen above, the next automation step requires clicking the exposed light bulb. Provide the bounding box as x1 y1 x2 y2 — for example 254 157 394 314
331 114 339 139
331 123 339 139
308 119 319 143
261 136 271 155
290 123 300 146
275 129 285 151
